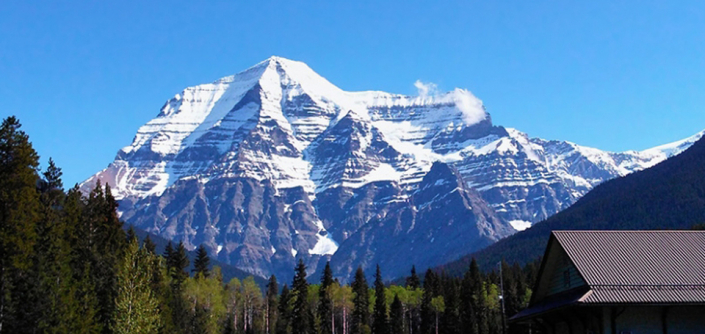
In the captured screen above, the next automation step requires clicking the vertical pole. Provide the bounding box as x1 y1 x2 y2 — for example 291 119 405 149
499 261 507 334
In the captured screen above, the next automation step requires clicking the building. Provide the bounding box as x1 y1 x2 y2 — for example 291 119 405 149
511 231 705 334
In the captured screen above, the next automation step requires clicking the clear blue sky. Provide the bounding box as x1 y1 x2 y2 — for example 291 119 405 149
2 1 704 186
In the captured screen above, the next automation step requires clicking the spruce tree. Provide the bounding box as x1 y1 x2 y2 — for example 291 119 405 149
470 259 488 334
193 245 210 278
460 260 479 334
406 266 420 289
291 259 311 334
420 269 439 334
372 265 388 334
36 158 66 331
164 241 174 267
165 241 190 332
266 275 279 334
143 235 156 255
65 186 102 333
126 226 137 244
440 276 460 334
0 116 42 332
82 182 127 332
351 266 370 334
171 241 190 283
276 284 292 334
389 294 404 334
319 262 334 334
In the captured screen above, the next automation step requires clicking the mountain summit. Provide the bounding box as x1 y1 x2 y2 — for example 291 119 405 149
82 57 703 281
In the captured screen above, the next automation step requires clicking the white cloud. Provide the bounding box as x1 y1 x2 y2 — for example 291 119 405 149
414 80 438 98
413 80 487 125
451 88 487 125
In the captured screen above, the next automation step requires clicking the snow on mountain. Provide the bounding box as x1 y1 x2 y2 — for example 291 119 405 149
82 56 703 281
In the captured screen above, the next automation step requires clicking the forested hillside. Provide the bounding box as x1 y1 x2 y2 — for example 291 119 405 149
439 135 705 275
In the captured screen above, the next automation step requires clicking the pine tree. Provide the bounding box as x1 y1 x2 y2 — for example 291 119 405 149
65 186 102 333
420 270 439 334
266 275 279 334
291 259 311 334
164 241 174 268
36 159 91 333
126 226 137 244
351 267 370 334
372 265 388 334
113 238 161 334
168 241 190 332
143 235 156 255
0 116 42 332
440 276 460 334
171 241 190 283
389 294 404 334
406 266 420 289
470 259 488 334
319 262 334 334
192 245 210 278
82 182 127 333
276 284 292 334
460 260 479 334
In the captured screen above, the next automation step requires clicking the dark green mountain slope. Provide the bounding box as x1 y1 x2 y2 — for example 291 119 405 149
438 135 705 274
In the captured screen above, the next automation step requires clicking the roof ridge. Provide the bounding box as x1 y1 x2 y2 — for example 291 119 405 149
553 230 705 233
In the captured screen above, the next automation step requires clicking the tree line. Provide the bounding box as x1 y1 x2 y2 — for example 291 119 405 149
0 116 538 333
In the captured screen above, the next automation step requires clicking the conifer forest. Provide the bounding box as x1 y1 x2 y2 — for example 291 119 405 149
0 116 538 333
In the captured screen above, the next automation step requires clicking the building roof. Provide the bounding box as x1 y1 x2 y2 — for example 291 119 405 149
554 231 705 287
512 230 705 322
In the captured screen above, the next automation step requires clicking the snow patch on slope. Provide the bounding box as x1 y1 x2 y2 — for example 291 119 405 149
309 233 339 255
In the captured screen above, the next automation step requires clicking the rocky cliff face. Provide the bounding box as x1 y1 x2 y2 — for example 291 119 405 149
82 56 703 281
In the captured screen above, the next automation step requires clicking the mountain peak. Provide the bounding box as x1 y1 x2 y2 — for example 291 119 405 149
251 55 301 70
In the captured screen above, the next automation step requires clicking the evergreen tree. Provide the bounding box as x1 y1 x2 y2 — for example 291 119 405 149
143 235 156 255
470 260 489 334
389 294 404 334
420 270 439 334
351 266 370 334
193 244 210 278
171 241 190 283
319 262 334 334
0 116 42 332
440 276 460 334
406 266 420 289
372 265 388 334
291 259 311 334
65 186 102 333
83 182 127 332
36 158 70 332
266 275 279 334
76 262 103 334
164 241 174 268
167 241 190 333
126 226 137 244
113 238 161 334
276 284 292 334
460 260 479 334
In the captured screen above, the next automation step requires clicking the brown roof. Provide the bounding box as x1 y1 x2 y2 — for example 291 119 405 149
554 231 705 287
512 231 705 322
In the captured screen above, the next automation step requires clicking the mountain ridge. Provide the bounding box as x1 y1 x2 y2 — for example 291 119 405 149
80 56 704 281
437 134 705 276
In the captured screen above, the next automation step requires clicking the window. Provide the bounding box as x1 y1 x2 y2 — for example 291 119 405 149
563 269 570 288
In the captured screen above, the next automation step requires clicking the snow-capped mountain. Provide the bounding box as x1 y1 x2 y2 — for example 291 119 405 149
82 56 703 281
